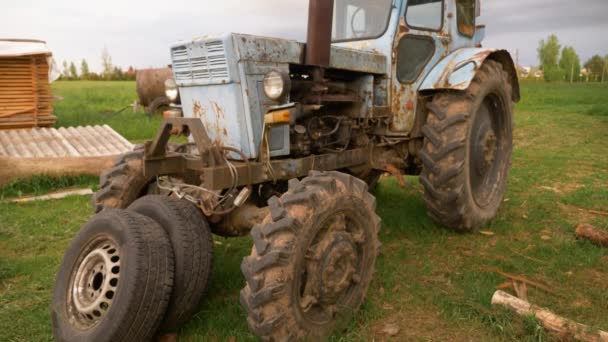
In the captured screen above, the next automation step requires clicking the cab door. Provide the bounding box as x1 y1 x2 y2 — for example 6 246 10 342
390 0 449 134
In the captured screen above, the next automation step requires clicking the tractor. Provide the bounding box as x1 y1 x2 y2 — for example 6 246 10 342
52 0 519 340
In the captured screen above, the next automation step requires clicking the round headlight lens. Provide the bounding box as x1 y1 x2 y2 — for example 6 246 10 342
263 71 288 100
164 79 179 102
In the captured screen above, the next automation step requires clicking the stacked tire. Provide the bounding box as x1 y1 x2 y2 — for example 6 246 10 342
52 196 213 341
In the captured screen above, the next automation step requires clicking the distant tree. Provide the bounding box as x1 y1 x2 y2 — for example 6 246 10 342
62 60 70 79
80 59 90 80
87 72 101 81
111 66 124 81
584 55 605 82
559 46 581 83
124 66 137 80
101 46 113 80
603 55 608 82
537 34 563 82
69 62 78 80
538 34 561 68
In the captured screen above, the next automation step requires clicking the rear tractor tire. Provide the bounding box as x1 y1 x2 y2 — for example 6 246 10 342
240 171 381 341
420 60 514 231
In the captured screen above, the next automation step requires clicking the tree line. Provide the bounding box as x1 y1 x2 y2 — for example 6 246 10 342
537 34 608 82
59 47 136 81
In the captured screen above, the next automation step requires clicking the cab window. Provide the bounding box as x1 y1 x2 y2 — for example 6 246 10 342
456 0 476 37
405 0 443 31
332 0 393 42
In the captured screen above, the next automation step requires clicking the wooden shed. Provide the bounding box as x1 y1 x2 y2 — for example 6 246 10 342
0 39 59 129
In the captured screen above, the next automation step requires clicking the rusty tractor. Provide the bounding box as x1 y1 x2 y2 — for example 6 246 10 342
52 0 519 340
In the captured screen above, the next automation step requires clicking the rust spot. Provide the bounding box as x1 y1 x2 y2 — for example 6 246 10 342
208 101 228 145
385 164 407 189
406 100 414 110
398 17 409 34
193 100 204 118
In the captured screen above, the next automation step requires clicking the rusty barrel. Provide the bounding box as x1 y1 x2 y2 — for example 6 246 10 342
136 67 173 107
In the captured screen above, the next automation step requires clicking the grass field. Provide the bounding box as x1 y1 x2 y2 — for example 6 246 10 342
1 81 607 341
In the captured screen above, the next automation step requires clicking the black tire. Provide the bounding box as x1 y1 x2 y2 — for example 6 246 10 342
128 195 214 333
52 209 174 342
146 96 171 116
92 147 151 213
420 60 514 232
240 171 381 341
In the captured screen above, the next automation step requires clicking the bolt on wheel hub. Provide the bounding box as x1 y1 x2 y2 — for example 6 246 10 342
319 234 358 303
298 212 364 323
69 239 121 328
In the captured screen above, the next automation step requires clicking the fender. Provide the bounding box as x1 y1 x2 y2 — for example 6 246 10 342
419 48 521 102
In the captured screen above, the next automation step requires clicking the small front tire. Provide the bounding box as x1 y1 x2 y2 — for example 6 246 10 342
240 171 381 341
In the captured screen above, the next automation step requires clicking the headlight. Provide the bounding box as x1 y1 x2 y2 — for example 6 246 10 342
164 79 179 102
263 71 290 101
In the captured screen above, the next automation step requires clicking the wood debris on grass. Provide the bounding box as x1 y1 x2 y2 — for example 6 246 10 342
382 323 401 337
481 267 557 295
3 188 93 203
491 290 608 342
575 224 608 248
580 209 608 217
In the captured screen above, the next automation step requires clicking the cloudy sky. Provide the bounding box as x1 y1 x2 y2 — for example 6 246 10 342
2 0 607 72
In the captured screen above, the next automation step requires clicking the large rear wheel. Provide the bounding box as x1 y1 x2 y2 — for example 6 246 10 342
419 60 514 231
240 171 381 340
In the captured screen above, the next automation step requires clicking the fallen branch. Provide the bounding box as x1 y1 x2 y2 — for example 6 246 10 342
491 290 608 342
584 209 608 217
4 188 93 203
481 267 557 295
576 224 608 248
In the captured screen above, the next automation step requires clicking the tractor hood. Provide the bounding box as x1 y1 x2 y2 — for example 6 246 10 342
173 33 387 77
236 33 387 74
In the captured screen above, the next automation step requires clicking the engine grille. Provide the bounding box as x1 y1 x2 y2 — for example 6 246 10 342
171 40 230 84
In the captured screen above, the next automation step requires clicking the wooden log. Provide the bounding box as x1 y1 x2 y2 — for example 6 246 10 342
576 224 608 248
491 290 608 342
0 156 115 187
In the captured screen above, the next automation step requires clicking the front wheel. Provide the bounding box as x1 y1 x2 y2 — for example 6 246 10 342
240 171 381 341
420 60 514 231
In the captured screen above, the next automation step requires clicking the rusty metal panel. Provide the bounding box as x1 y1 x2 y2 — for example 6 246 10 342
0 125 133 158
419 48 495 91
329 46 387 75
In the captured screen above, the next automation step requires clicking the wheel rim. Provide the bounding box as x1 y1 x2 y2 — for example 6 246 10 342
295 210 368 326
67 236 121 329
469 93 507 208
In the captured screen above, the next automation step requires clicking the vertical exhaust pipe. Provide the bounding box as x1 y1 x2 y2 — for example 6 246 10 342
305 0 335 67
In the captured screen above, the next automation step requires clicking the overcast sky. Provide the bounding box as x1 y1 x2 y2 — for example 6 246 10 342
2 0 607 72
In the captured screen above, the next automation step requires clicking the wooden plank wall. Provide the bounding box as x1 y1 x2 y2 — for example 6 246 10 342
0 54 56 129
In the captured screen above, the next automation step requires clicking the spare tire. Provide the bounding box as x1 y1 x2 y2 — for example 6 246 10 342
52 209 174 342
129 195 214 333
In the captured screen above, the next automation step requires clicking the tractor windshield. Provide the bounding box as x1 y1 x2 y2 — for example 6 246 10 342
332 0 393 42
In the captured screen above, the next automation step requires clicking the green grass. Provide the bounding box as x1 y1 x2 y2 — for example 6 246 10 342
53 81 162 141
1 82 607 341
